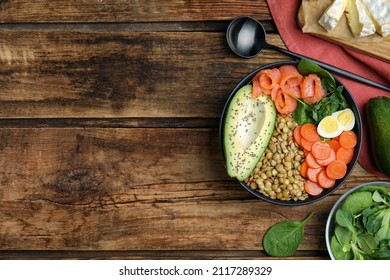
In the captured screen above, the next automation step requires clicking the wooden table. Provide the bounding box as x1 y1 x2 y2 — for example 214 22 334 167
0 0 379 260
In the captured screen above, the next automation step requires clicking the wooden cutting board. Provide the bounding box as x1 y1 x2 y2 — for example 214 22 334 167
298 0 390 62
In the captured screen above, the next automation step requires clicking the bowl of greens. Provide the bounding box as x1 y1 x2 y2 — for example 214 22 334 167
326 181 390 260
219 59 362 206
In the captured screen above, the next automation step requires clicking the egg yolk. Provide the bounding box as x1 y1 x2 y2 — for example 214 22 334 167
320 116 340 133
336 110 353 126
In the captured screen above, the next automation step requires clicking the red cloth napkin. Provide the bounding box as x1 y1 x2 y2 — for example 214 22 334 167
267 0 390 178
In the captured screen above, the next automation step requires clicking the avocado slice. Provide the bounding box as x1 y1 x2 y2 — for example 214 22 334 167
223 84 276 181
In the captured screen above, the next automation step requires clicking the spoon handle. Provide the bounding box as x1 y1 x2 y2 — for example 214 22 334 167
267 44 390 92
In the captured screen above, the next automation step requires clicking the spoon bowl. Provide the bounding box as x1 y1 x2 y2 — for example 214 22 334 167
226 16 267 58
226 16 390 92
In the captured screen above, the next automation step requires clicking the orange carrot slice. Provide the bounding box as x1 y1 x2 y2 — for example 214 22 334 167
336 147 354 164
300 161 308 178
316 148 336 166
300 123 320 142
301 137 314 152
317 170 336 189
311 141 332 160
306 152 322 169
326 160 347 180
339 131 358 149
293 126 302 147
307 167 323 183
327 139 341 152
304 180 323 196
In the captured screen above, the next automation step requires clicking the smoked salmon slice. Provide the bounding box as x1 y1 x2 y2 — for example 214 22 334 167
252 68 281 98
301 74 326 104
273 87 297 114
279 65 303 99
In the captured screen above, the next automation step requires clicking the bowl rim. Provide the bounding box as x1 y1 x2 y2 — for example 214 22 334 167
325 181 390 260
219 60 363 206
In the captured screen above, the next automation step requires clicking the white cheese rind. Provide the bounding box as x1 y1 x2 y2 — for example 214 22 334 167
318 0 348 31
346 0 376 37
362 0 390 36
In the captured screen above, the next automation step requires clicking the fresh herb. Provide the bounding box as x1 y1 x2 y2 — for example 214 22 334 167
330 186 390 260
292 59 350 126
262 212 314 257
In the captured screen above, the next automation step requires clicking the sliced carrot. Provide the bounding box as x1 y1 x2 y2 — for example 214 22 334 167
336 147 354 164
300 161 308 178
293 126 302 147
306 152 322 169
326 160 347 180
311 141 331 160
300 123 320 142
307 167 323 183
304 180 323 196
301 137 315 152
317 169 336 189
316 148 336 166
327 139 341 152
339 131 358 149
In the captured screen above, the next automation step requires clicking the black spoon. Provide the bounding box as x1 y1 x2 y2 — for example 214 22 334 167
226 16 390 92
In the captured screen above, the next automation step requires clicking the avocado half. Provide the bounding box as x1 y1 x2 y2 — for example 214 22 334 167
223 84 276 181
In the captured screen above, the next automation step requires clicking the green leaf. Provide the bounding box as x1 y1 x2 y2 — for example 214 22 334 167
341 191 373 215
331 236 352 260
362 208 381 234
335 209 356 235
291 99 314 125
372 250 390 260
334 225 353 245
358 185 390 197
262 212 314 257
357 234 377 255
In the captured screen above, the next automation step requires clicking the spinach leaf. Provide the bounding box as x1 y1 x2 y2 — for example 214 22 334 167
362 208 381 234
341 191 373 214
262 212 314 257
334 225 353 245
335 209 355 233
331 235 352 260
291 99 315 125
357 234 377 255
358 185 390 197
372 250 390 260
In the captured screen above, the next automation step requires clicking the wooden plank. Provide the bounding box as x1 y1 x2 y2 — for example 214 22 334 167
0 250 329 260
0 30 288 119
0 0 271 23
0 127 377 251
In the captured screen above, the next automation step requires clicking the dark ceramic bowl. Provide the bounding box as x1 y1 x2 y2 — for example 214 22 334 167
219 60 362 206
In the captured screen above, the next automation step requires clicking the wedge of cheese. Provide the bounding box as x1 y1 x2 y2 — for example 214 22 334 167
345 0 376 37
362 0 390 36
318 0 348 31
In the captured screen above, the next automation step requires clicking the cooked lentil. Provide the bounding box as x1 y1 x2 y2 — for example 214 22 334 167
246 114 309 201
